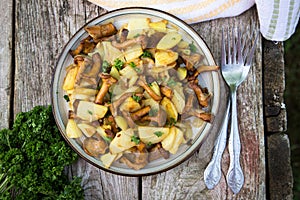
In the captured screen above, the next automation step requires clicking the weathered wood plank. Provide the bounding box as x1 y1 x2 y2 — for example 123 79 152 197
14 0 138 199
142 7 265 199
263 40 292 199
68 158 139 200
263 40 287 133
267 133 293 200
0 1 13 129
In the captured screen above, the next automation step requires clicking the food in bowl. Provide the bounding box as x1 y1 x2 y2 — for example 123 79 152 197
62 17 219 170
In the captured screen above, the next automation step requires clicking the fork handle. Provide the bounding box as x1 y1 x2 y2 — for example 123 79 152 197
227 88 244 194
203 99 230 189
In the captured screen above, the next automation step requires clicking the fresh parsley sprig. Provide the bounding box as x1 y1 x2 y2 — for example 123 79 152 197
0 106 84 199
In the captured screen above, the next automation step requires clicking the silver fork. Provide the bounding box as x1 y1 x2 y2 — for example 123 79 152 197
204 27 258 194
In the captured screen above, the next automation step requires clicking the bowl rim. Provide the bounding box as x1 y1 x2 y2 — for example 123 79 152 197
51 6 220 177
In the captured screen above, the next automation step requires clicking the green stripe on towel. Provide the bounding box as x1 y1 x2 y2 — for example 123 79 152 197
284 0 295 39
266 0 280 39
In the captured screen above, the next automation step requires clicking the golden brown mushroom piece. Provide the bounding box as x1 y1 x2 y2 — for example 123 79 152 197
130 106 151 121
83 53 102 78
191 111 214 122
137 76 162 101
70 36 96 57
95 73 117 105
188 65 220 81
181 53 203 71
84 23 117 41
160 85 173 99
188 81 212 108
182 91 196 114
181 109 213 122
140 107 167 127
83 134 108 157
120 147 148 170
112 35 148 49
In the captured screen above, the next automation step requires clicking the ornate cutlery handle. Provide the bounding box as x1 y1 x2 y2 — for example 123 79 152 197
227 88 244 194
204 100 230 189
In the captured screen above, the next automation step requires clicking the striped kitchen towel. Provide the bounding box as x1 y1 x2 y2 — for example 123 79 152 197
88 0 300 41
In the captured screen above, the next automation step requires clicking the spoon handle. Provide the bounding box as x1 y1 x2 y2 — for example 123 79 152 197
204 99 230 189
227 89 244 194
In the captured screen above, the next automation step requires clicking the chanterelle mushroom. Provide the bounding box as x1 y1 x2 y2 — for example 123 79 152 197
191 110 213 122
84 22 117 42
181 109 213 122
160 85 173 99
130 106 151 121
95 73 117 105
188 65 220 81
181 53 203 71
137 76 162 101
70 36 96 57
189 80 211 108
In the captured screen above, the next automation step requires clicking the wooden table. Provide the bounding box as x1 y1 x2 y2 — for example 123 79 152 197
0 1 293 199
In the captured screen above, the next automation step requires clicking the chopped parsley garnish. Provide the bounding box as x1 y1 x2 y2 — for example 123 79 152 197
102 60 111 73
149 108 158 117
133 33 140 38
87 110 93 115
167 77 177 87
135 68 142 73
132 93 141 103
102 136 113 142
147 142 153 146
154 131 164 137
189 42 197 53
63 94 70 102
129 62 136 68
131 135 140 145
113 58 124 71
129 62 142 73
166 118 177 127
141 50 153 59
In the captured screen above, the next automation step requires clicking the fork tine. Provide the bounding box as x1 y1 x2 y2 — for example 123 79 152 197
240 27 247 61
221 28 226 66
245 30 259 66
232 27 237 64
237 28 243 64
227 28 231 64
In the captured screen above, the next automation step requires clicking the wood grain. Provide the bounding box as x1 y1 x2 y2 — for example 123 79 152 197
8 1 272 199
268 133 293 200
0 1 13 129
142 7 265 200
263 41 287 133
14 0 138 199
